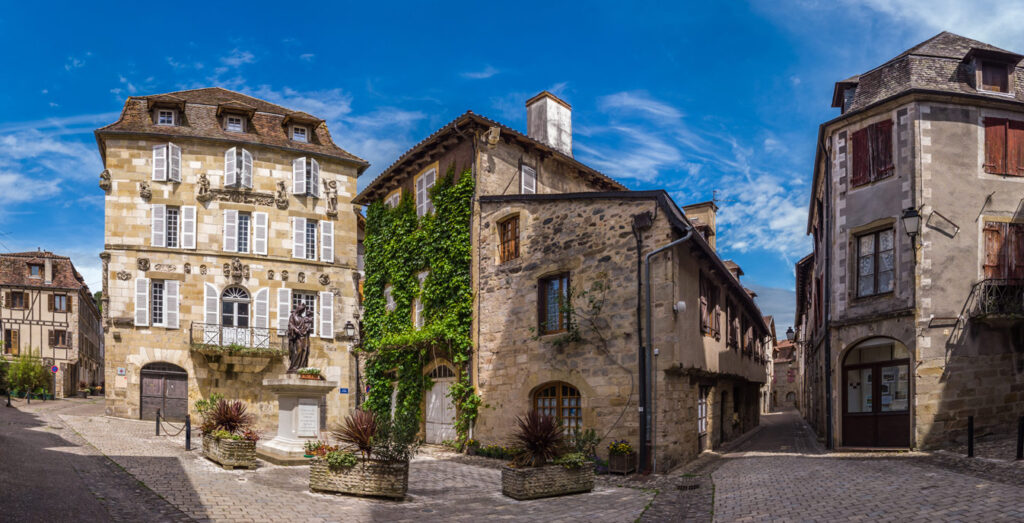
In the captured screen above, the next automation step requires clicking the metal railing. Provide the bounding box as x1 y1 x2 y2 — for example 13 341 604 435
963 279 1024 320
188 322 280 350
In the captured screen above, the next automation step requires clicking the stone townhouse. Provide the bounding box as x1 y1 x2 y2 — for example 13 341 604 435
354 91 769 472
95 88 365 426
771 339 799 410
1 250 103 397
803 32 1024 449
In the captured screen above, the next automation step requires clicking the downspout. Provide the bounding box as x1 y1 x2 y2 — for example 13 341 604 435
820 132 834 450
632 215 648 473
643 224 694 473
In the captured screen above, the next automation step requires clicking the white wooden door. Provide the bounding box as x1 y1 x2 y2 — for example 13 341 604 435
425 379 456 443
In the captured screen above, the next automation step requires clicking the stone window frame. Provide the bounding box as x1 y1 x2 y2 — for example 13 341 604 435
384 189 401 209
852 224 896 299
498 214 520 263
415 163 438 218
538 272 570 335
532 381 581 432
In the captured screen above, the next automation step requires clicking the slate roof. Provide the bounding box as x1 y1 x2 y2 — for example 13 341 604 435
95 87 368 170
353 111 625 205
0 251 89 291
836 32 1024 114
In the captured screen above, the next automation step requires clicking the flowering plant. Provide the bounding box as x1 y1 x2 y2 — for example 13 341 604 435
608 440 634 455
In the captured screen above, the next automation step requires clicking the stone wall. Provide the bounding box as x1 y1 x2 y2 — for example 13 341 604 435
101 135 361 430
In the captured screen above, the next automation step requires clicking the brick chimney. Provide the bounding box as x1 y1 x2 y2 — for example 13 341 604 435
682 201 718 250
526 91 572 157
44 257 53 284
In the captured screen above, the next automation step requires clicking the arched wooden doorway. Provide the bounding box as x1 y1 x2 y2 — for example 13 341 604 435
140 362 188 421
842 338 911 447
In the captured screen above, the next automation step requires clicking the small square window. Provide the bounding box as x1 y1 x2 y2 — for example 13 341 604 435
157 110 175 126
29 265 41 278
292 126 308 143
54 294 68 312
981 61 1009 93
226 116 244 132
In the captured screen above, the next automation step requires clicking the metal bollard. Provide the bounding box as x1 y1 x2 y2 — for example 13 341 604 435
1016 416 1023 461
185 414 192 451
967 416 974 458
156 408 161 436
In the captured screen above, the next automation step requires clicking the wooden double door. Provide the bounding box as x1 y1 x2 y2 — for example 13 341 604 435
140 363 188 421
842 359 910 447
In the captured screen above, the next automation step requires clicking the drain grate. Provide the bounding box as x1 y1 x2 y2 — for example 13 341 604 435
678 482 701 491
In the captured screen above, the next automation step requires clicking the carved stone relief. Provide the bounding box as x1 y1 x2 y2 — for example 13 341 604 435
137 258 150 271
139 181 152 200
297 272 306 283
324 180 338 216
281 270 289 281
318 273 330 285
267 269 275 280
116 270 131 281
99 170 111 192
196 173 213 203
210 188 275 207
275 181 289 210
184 263 191 274
200 264 208 275
154 264 176 272
226 257 248 283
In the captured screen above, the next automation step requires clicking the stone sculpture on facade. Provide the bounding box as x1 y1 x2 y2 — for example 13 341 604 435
196 173 213 202
267 269 275 280
286 303 314 373
276 181 289 210
184 262 191 274
324 180 338 216
137 258 150 271
298 272 306 283
139 181 152 200
281 270 289 281
99 169 111 192
318 273 330 285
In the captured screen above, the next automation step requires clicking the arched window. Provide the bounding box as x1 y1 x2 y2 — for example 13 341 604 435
532 382 581 431
221 287 250 328
428 364 455 379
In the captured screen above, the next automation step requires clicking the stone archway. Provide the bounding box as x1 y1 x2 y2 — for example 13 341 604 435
841 337 911 447
140 362 188 421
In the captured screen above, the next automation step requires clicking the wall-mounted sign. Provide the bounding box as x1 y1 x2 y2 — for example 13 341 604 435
117 367 126 376
339 388 349 394
50 365 59 374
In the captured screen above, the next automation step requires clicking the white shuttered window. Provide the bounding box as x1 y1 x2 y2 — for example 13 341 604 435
168 143 181 182
292 157 306 195
254 288 269 329
152 145 167 181
181 206 196 249
416 168 436 217
151 204 166 248
224 147 237 186
165 280 180 329
277 288 292 331
521 165 536 194
223 210 238 252
292 217 307 259
134 278 150 326
319 291 333 339
310 158 320 197
241 149 253 188
253 212 268 255
320 221 334 263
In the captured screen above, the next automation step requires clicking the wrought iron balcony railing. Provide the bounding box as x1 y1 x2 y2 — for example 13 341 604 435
964 279 1024 321
188 322 282 351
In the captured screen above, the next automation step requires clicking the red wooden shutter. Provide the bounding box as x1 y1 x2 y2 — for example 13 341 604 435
850 128 871 187
1008 120 1024 176
872 120 894 180
983 222 1007 279
48 329 55 348
67 295 72 314
47 294 53 312
984 118 1008 174
699 276 709 333
1011 224 1024 279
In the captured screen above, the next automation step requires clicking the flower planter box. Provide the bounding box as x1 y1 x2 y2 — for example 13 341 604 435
501 463 594 500
299 374 322 380
202 434 257 470
77 390 89 399
608 452 637 474
309 458 409 500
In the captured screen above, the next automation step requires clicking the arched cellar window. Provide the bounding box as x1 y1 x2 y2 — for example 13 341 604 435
533 382 581 431
428 364 455 379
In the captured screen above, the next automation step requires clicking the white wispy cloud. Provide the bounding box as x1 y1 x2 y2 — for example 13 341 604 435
299 53 315 62
64 52 90 71
598 91 683 123
842 0 1024 51
461 65 499 79
221 48 256 67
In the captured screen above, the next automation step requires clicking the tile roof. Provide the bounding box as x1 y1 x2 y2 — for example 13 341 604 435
838 32 1024 114
0 251 89 291
95 87 368 170
353 110 625 205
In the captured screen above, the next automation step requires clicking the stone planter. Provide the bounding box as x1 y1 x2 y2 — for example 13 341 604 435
299 374 322 380
501 463 594 500
202 434 257 470
77 390 89 399
309 458 409 499
608 452 637 474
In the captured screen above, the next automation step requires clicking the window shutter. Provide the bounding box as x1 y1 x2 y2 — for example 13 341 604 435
3 292 8 308
984 118 1007 175
310 159 320 197
224 147 237 186
134 278 150 327
223 210 238 252
168 143 181 182
320 220 334 263
1008 120 1024 176
48 329 55 348
416 174 426 216
292 217 307 259
871 119 894 180
277 288 292 331
165 280 179 329
152 144 167 181
181 206 196 249
204 283 218 325
151 204 166 248
293 157 306 195
522 165 537 194
254 288 269 329
241 149 253 188
67 295 72 314
850 128 871 187
1012 224 1024 279
319 291 333 339
253 212 268 255
426 169 436 214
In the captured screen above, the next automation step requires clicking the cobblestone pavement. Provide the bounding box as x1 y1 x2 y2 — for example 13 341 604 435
0 397 191 522
60 413 654 522
712 409 1024 522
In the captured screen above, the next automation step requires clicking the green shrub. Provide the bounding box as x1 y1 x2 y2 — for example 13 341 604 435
325 450 358 470
210 429 241 440
571 427 600 457
7 354 49 395
554 452 588 469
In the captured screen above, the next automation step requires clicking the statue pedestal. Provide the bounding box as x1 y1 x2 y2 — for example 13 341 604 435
256 376 337 466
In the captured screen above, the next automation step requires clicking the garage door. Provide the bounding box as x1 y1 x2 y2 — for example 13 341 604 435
140 363 188 421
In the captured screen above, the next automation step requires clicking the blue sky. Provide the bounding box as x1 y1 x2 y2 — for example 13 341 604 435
1 1 1020 331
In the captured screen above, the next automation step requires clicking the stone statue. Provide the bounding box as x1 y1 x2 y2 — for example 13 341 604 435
324 180 338 216
276 181 289 210
99 169 111 191
286 303 314 373
139 181 152 200
196 173 212 202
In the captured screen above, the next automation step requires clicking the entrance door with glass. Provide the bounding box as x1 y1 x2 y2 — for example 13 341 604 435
221 287 250 346
842 339 911 447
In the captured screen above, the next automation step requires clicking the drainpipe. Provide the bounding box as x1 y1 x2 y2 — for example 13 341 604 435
643 225 694 473
820 132 834 450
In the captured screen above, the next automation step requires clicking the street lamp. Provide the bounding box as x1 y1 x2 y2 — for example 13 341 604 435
343 320 356 339
902 207 921 245
786 326 795 342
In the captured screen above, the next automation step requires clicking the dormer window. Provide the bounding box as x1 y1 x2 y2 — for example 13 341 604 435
29 264 42 279
157 110 176 126
292 126 308 143
981 61 1009 93
225 115 245 133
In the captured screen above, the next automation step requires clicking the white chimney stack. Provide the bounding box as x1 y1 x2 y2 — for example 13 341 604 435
526 91 572 157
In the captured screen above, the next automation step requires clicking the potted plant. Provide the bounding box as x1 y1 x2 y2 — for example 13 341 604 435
607 440 637 475
501 411 594 500
464 439 480 455
77 381 90 398
197 397 260 470
309 409 419 500
304 440 325 458
297 367 322 380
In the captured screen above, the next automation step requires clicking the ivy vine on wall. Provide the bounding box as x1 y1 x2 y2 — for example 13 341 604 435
361 166 479 443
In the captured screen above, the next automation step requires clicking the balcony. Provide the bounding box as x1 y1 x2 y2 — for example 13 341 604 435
188 323 285 373
965 279 1024 324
